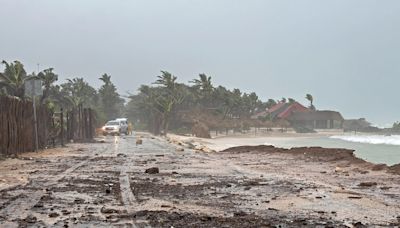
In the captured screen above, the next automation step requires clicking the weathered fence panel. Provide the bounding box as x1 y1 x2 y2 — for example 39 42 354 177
1 96 96 155
66 105 95 142
0 96 50 155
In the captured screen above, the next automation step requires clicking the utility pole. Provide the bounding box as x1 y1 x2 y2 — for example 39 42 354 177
32 63 40 152
33 82 39 152
25 64 42 152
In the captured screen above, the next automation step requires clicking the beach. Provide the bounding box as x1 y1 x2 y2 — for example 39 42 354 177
169 131 400 165
0 133 399 227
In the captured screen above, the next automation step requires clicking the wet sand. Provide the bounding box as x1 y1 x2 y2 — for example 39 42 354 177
0 133 399 227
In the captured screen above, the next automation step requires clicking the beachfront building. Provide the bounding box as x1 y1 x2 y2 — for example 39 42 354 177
266 102 309 120
343 118 380 132
251 102 345 130
288 110 344 129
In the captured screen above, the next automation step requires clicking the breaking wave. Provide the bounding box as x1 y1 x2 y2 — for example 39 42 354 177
330 135 400 146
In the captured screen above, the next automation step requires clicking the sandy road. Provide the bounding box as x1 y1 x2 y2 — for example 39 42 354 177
0 133 399 227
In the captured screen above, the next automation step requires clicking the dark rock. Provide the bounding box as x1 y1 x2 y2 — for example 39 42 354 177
106 188 111 194
244 186 251 191
9 154 18 159
234 211 247 217
348 196 362 199
34 202 44 208
101 207 119 214
74 198 85 204
49 212 59 218
371 164 387 171
61 210 71 215
353 221 367 228
358 182 378 187
145 167 159 174
24 215 37 223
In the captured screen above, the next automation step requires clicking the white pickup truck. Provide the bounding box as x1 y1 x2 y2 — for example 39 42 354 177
102 118 129 136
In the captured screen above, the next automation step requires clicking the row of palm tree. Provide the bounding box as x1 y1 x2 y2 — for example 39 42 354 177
125 71 317 135
0 60 124 126
1 60 317 134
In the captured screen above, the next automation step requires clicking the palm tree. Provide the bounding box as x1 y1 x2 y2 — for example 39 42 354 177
99 73 112 85
190 74 213 94
0 60 34 98
152 71 187 135
154 71 177 90
305 94 315 110
98 74 124 120
37 68 58 103
61 78 98 108
190 73 214 106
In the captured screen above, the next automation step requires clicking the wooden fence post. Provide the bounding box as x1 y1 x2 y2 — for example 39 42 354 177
60 108 64 146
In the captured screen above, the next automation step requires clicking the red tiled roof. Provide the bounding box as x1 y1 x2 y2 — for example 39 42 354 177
267 102 287 113
278 102 309 119
267 102 309 119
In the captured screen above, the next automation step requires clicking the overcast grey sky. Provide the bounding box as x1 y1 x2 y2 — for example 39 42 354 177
1 0 399 126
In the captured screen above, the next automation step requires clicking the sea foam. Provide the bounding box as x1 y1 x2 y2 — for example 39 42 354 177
330 135 400 146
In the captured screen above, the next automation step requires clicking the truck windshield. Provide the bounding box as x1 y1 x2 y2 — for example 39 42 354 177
106 121 119 126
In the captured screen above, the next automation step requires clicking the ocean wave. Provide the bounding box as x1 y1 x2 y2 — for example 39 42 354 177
330 135 400 146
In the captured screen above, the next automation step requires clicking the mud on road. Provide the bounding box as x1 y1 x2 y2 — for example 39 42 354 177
0 134 399 227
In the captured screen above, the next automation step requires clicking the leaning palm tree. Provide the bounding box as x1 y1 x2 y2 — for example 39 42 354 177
190 73 213 94
305 93 315 110
154 71 177 90
190 73 214 106
0 60 34 98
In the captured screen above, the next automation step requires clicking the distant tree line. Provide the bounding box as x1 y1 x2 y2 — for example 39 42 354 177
1 59 325 135
125 71 313 135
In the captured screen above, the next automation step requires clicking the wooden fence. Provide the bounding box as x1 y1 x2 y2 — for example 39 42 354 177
0 96 96 155
66 105 95 142
0 96 50 155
